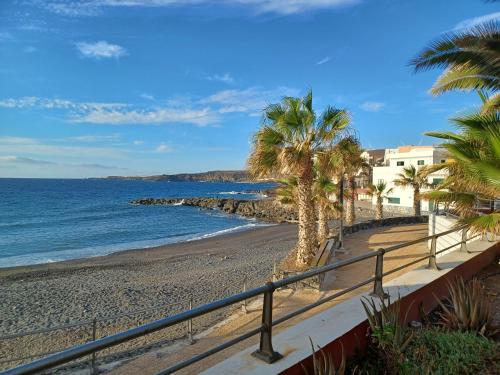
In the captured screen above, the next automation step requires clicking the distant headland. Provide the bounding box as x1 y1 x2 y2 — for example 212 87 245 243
101 170 251 182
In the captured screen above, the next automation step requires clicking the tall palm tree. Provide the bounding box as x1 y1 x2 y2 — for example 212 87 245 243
248 91 350 267
368 181 393 220
410 21 500 96
313 153 339 243
333 137 366 225
393 165 429 216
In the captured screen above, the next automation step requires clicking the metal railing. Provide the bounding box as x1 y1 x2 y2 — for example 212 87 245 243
3 225 483 375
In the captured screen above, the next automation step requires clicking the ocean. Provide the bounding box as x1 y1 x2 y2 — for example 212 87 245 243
0 178 275 268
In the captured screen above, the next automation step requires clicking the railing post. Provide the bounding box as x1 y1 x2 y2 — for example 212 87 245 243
90 318 97 375
428 235 441 270
460 228 469 253
242 276 248 314
252 282 283 363
187 298 195 344
370 248 388 299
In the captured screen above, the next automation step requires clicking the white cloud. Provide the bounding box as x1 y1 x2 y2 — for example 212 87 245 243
69 134 120 142
201 86 299 113
155 143 173 153
454 12 500 30
0 96 125 111
0 86 297 126
315 56 331 65
76 41 127 59
206 73 234 84
140 93 155 101
359 101 385 112
133 140 144 145
72 106 219 126
39 0 360 16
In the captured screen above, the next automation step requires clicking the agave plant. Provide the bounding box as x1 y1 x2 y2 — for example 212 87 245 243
302 338 346 375
361 296 414 352
435 278 495 336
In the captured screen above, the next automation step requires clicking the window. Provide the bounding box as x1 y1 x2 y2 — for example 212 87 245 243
417 160 425 165
387 197 400 204
432 178 444 185
441 159 446 163
396 161 404 166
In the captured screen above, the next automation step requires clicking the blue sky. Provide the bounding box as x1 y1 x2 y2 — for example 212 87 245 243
0 0 498 178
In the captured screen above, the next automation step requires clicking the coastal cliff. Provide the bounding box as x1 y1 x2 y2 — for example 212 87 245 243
131 197 298 223
105 170 250 182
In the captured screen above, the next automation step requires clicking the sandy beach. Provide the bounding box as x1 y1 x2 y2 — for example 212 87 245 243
0 223 298 369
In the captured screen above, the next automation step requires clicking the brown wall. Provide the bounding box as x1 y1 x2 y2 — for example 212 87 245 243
280 242 500 375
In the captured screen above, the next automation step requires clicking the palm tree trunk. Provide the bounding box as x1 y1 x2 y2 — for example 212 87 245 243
376 196 383 220
317 203 329 244
413 187 421 216
345 176 356 225
296 161 316 267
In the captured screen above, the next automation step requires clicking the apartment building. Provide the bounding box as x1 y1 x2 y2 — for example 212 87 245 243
371 145 449 213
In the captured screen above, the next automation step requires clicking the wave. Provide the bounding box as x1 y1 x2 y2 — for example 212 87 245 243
172 199 185 206
0 222 275 268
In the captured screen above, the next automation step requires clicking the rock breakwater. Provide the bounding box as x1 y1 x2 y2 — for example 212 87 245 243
131 197 297 223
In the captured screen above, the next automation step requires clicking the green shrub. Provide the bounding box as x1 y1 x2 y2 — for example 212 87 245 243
404 328 499 375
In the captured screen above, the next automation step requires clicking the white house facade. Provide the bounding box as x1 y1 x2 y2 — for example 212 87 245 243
371 146 449 213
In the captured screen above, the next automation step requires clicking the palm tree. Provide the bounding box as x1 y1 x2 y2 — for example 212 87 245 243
333 137 366 225
367 181 393 220
248 91 350 267
422 97 500 234
410 21 500 96
313 157 339 243
393 165 429 216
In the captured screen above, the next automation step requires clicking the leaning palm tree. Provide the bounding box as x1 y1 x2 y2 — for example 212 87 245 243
422 98 500 234
248 91 350 267
410 21 500 97
393 165 429 216
368 181 393 220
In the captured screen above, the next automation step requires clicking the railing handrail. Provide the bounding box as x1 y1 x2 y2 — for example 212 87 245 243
2 223 477 375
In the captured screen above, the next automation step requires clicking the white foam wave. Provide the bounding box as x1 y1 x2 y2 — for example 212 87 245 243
173 199 185 206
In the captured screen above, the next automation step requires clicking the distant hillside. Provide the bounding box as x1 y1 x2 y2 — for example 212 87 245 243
104 170 250 182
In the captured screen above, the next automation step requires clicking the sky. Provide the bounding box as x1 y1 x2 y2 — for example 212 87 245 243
0 0 498 178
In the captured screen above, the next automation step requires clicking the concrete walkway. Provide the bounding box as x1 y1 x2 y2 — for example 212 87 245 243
107 223 429 375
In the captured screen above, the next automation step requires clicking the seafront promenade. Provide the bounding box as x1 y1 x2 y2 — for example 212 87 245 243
107 223 429 374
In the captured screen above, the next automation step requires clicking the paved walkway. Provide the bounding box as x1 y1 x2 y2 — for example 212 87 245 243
107 223 429 375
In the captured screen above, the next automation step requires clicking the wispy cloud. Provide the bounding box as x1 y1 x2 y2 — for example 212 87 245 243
38 0 360 16
155 143 173 153
200 86 299 114
0 32 13 42
206 73 234 84
454 12 500 30
0 155 122 170
76 41 127 59
140 93 155 101
359 101 385 112
72 106 219 126
0 86 297 125
315 56 331 65
133 140 144 145
23 46 38 53
69 134 121 142
0 136 125 159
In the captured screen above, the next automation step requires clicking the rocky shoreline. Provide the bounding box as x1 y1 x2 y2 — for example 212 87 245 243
131 197 298 223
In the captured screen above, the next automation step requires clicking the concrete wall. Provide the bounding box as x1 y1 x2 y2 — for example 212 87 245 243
427 214 480 256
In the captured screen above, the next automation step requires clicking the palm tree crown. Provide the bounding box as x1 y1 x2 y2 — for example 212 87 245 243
410 21 500 96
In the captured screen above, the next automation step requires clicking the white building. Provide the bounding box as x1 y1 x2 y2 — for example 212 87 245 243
371 145 449 213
